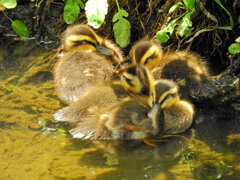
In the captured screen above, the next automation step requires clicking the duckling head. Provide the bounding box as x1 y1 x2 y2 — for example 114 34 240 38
148 80 180 134
63 24 123 63
150 80 180 109
131 41 163 69
121 64 154 96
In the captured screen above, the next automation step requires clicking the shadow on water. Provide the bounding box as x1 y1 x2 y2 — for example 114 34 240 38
0 40 240 179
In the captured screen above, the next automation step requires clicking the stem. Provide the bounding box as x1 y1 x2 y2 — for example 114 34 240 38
115 0 120 11
2 11 13 22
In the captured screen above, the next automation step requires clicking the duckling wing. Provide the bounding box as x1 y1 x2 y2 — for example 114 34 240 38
153 52 216 100
162 101 194 134
54 51 115 103
53 83 129 123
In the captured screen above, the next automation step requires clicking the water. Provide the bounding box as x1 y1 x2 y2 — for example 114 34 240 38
0 41 239 180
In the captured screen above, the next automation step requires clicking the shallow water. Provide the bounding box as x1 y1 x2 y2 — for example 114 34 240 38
0 41 240 180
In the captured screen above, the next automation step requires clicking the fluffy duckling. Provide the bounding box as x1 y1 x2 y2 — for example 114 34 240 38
54 24 123 103
70 97 153 140
131 40 216 100
53 65 154 140
148 79 194 136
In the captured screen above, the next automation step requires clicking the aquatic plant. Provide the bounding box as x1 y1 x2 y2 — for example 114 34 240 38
0 0 29 38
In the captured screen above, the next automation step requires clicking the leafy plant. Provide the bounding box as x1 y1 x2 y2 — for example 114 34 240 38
214 0 234 29
228 37 240 55
112 0 131 48
157 0 196 43
103 153 119 166
157 0 234 44
85 0 108 28
1 0 29 38
1 0 17 9
63 0 85 24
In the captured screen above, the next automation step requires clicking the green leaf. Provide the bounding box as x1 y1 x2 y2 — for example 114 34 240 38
183 0 195 11
235 37 240 43
157 31 170 43
177 13 193 37
156 19 178 43
215 26 232 30
165 19 178 34
214 0 234 28
2 0 17 9
63 0 80 24
228 43 240 55
168 2 183 14
112 9 129 22
11 20 29 38
113 18 131 48
78 0 85 9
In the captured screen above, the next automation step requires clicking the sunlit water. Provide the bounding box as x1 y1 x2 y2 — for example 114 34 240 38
0 41 240 180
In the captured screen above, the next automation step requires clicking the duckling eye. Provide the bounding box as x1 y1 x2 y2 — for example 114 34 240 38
144 54 157 65
124 77 134 87
167 93 177 98
144 57 151 65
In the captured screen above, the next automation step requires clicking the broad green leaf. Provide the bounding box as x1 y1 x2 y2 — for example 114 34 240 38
228 43 240 55
11 20 29 38
63 0 80 24
235 37 240 43
112 10 128 22
156 19 178 43
214 0 234 28
183 0 195 11
177 13 193 37
85 0 108 28
78 0 85 9
168 2 183 14
165 19 178 34
157 31 170 43
2 0 17 9
113 18 131 48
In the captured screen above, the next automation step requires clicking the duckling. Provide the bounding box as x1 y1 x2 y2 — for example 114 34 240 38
53 65 154 140
148 79 194 136
70 97 153 140
54 24 123 103
131 40 216 100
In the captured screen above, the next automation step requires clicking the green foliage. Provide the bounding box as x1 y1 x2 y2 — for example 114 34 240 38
113 9 131 48
157 0 234 44
63 0 85 24
2 8 29 38
1 0 17 9
168 2 183 14
183 0 195 11
85 0 108 28
228 36 240 55
103 153 119 166
214 0 234 28
11 20 29 38
157 0 196 44
157 19 178 43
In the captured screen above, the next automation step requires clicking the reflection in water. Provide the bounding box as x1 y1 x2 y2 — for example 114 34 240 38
0 41 240 179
